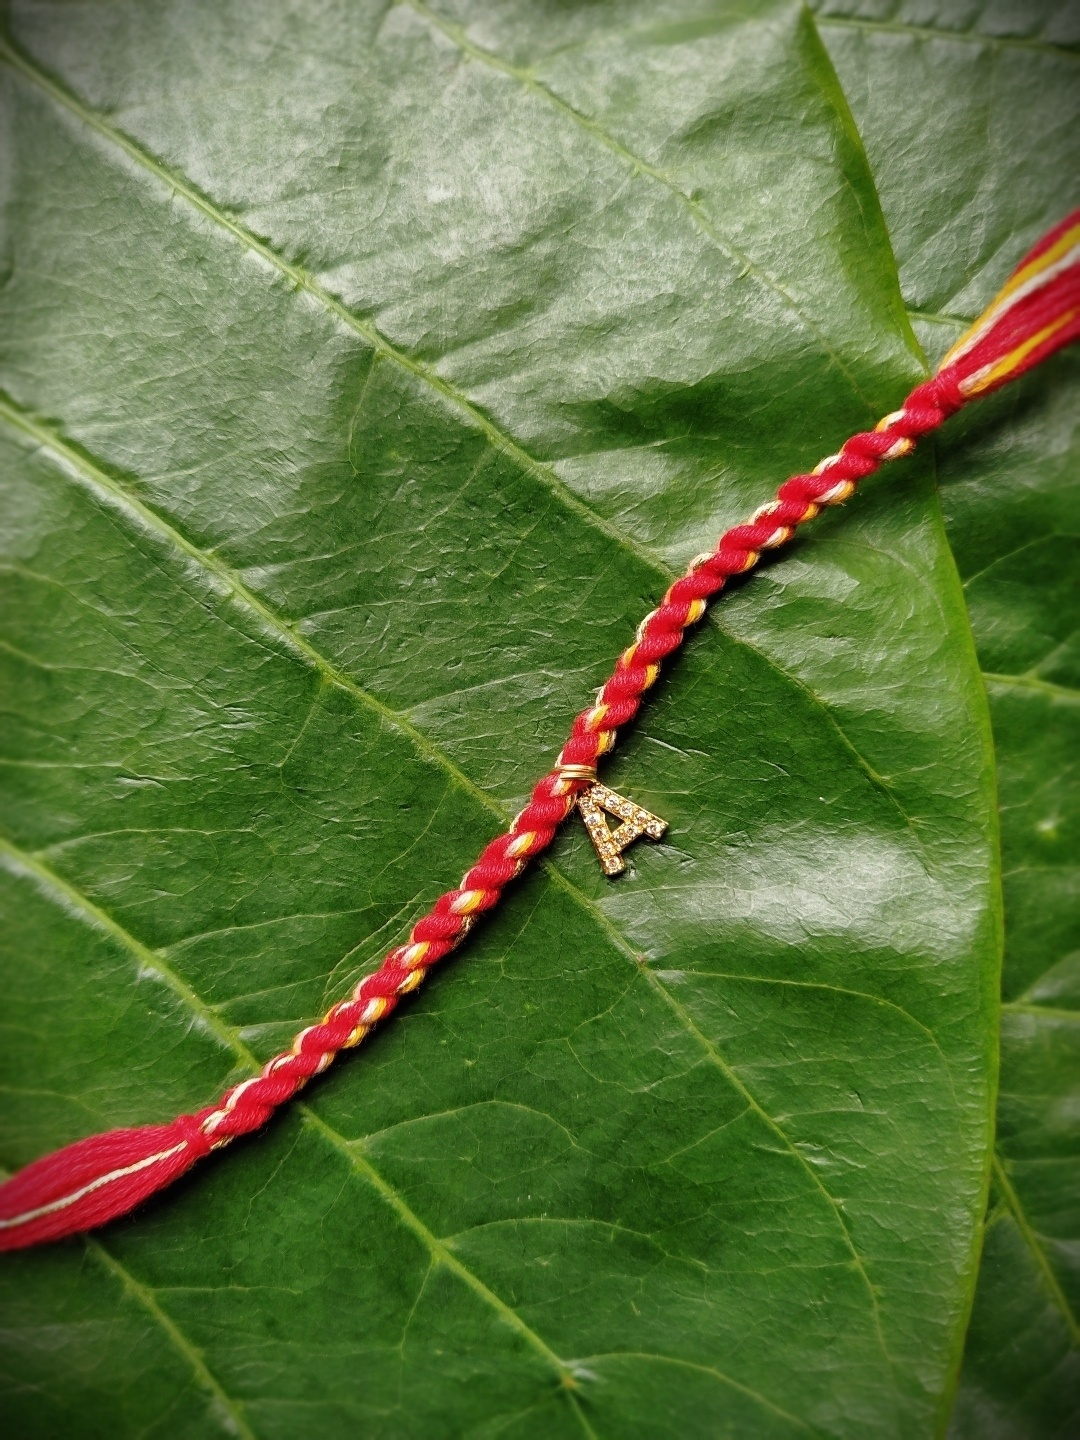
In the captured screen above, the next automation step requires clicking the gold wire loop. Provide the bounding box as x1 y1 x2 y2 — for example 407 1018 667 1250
556 763 598 782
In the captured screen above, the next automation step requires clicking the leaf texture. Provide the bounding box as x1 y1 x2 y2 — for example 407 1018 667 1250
0 1 1023 1435
819 1 1080 1433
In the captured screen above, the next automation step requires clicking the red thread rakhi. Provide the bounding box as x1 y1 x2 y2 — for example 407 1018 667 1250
2 210 1078 1253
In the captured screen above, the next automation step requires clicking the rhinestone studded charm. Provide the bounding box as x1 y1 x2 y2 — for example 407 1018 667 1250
576 783 667 876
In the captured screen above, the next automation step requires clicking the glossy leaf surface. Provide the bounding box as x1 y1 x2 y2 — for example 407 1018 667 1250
0 1 1025 1435
820 2 1080 1433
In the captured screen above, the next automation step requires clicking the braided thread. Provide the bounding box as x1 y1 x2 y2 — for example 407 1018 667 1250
193 372 964 1147
2 210 1076 1249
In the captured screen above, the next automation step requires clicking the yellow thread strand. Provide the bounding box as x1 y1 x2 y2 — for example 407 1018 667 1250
962 309 1078 395
883 437 914 460
451 890 485 915
819 480 855 505
998 221 1080 302
941 228 1080 369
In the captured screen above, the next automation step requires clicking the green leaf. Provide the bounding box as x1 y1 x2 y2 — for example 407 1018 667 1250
818 2 1080 1432
0 2 1010 1435
942 371 1080 1436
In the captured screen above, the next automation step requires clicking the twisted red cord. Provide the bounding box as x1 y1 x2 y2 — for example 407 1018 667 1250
2 209 1078 1250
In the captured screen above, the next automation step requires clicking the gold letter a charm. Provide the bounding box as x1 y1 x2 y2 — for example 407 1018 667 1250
576 783 667 877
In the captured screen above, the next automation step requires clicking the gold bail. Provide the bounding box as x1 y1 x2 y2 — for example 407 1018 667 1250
576 783 667 877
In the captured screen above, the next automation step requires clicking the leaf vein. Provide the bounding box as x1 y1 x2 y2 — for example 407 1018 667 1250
815 13 1080 63
1 811 891 1386
576 1351 813 1433
0 391 931 957
991 1153 1080 1345
983 672 1080 703
87 1237 259 1440
400 0 874 411
0 30 668 582
0 834 595 1435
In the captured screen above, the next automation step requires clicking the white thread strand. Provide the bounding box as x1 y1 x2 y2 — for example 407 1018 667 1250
0 1142 188 1230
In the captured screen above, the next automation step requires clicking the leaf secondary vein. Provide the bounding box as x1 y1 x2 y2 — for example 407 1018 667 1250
0 395 512 821
0 24 948 1364
907 308 969 329
0 834 247 1065
575 1352 813 1433
0 813 889 1374
815 12 1080 64
0 33 934 837
88 1237 258 1440
991 1153 1080 1345
673 969 956 1071
643 967 892 1362
982 672 1080 703
0 389 928 874
0 832 595 1435
0 29 663 581
301 1109 599 1440
399 0 873 412
0 388 910 1350
1001 1001 1080 1023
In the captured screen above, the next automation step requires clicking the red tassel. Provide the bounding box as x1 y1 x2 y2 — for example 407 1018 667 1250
0 1116 211 1251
